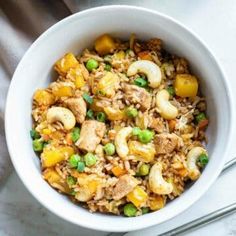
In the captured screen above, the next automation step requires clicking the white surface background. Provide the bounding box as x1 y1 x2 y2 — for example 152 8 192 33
1 0 236 235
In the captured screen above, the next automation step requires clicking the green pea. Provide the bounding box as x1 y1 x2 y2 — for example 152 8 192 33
138 164 150 176
77 161 85 172
141 207 150 214
138 130 154 144
124 203 137 217
132 127 141 136
104 63 112 71
84 153 97 167
32 139 44 152
96 112 106 122
69 154 81 168
71 127 80 142
82 93 93 104
86 109 94 119
134 77 148 87
126 107 138 118
198 154 209 166
67 176 76 186
30 129 40 140
104 143 116 156
166 86 175 96
86 59 99 72
196 112 207 123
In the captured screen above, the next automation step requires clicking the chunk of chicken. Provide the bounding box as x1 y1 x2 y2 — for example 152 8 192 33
154 133 183 154
65 96 87 124
76 120 106 152
123 84 151 111
113 175 138 200
149 117 165 133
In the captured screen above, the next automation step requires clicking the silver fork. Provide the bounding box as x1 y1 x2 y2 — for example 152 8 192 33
159 158 236 236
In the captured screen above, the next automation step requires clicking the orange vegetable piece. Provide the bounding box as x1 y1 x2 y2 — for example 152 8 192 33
138 51 152 61
198 119 209 130
65 133 73 145
168 119 177 131
111 166 126 177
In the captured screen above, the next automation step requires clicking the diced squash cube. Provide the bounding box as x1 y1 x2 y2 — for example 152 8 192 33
111 166 126 177
127 186 148 207
54 53 79 75
128 141 156 163
174 74 198 97
41 146 74 168
95 34 116 55
96 72 119 98
52 85 73 97
149 196 165 210
33 89 55 106
104 107 125 121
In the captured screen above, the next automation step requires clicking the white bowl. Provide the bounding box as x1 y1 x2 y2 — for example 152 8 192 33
5 5 234 232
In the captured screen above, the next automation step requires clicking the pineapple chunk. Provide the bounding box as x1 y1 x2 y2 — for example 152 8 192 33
114 51 125 60
41 146 74 168
43 168 70 193
128 140 156 162
67 65 86 89
96 72 119 98
52 85 73 98
33 89 55 106
104 107 125 121
75 173 102 202
149 195 165 211
174 74 198 97
54 53 79 75
127 186 148 207
95 34 116 55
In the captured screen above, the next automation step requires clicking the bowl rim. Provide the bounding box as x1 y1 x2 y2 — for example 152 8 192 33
5 5 235 232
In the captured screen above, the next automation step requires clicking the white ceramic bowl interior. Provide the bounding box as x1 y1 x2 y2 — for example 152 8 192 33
5 5 233 232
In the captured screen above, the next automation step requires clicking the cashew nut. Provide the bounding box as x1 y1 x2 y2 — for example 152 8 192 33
47 106 76 130
187 147 207 180
156 89 178 120
127 60 162 88
149 163 173 194
115 127 133 159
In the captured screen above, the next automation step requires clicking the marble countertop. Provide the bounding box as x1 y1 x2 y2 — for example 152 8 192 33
1 0 236 235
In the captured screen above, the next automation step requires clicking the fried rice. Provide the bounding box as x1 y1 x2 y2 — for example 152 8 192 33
31 33 209 217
